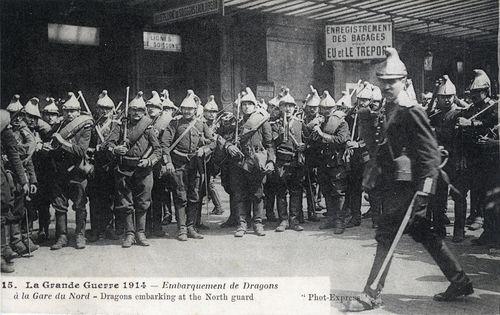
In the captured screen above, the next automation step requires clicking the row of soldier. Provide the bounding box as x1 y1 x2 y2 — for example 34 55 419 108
1 58 498 278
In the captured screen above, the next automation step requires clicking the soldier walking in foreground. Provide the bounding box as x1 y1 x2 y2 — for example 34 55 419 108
347 48 473 311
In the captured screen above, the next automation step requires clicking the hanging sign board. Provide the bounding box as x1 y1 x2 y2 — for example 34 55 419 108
143 32 182 52
325 22 393 60
154 0 220 25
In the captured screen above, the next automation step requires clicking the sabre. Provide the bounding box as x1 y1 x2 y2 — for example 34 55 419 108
123 87 130 146
369 192 418 291
234 92 241 146
78 91 105 143
203 154 210 216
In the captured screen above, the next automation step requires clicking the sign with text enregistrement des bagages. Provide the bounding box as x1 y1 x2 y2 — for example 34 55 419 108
325 22 393 60
154 0 220 25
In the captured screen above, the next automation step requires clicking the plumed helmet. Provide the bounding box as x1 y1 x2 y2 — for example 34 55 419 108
437 75 456 96
356 81 373 100
305 85 321 107
24 97 41 118
268 95 281 108
42 97 59 114
96 90 115 109
7 94 23 113
372 86 382 102
279 87 296 106
319 91 336 108
129 91 146 110
240 87 258 105
405 79 417 101
204 95 219 111
62 92 81 110
160 90 177 110
258 98 268 111
376 47 407 79
146 91 162 109
468 69 490 92
180 90 198 109
336 91 352 108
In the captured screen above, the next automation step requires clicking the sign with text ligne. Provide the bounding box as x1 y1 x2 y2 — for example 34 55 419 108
325 22 393 61
143 32 181 52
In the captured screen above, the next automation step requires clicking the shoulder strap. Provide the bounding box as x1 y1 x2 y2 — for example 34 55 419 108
165 119 199 153
58 115 93 140
126 117 154 152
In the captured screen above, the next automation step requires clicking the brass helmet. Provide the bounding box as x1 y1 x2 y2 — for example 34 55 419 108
146 91 162 109
468 69 490 93
129 91 146 110
258 98 268 111
160 90 178 110
336 91 352 108
376 47 407 79
437 75 456 96
96 90 115 109
240 87 258 105
180 90 198 109
372 85 382 102
6 94 23 113
62 92 81 110
204 95 218 111
405 79 417 101
42 97 59 114
24 97 41 118
305 85 320 107
279 87 296 106
319 90 336 108
356 81 373 100
268 88 283 108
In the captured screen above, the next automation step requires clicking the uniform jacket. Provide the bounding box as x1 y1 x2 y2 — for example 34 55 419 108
272 115 306 165
11 121 37 184
364 91 441 194
161 116 213 165
107 115 161 166
316 111 349 167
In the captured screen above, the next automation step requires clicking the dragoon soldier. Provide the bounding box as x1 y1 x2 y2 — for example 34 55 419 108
222 87 275 238
347 48 473 311
270 88 307 232
146 90 172 237
106 91 161 247
162 90 213 241
87 90 120 242
314 91 350 234
1 109 29 273
46 92 93 250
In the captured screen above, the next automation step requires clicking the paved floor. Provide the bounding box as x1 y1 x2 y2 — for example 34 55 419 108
4 183 500 314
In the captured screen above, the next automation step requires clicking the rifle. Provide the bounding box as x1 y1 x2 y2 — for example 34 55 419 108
234 92 241 147
122 87 130 146
78 91 105 143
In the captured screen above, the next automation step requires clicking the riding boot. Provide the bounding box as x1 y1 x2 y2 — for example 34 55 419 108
135 211 149 246
122 212 135 248
50 212 68 250
75 210 86 249
453 198 467 242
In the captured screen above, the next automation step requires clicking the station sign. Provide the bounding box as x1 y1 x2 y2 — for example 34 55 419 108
143 32 181 52
154 0 221 25
325 22 393 60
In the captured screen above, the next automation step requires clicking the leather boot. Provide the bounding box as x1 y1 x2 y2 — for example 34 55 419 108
51 213 68 250
177 227 188 241
307 210 319 222
1 225 15 263
290 217 304 231
135 212 149 246
1 256 14 273
253 222 265 236
22 235 39 253
187 226 204 239
10 223 28 255
122 213 135 248
234 222 246 238
275 220 289 232
344 291 382 312
434 277 473 301
75 210 86 249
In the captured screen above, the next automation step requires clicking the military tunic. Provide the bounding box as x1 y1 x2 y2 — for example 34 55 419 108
161 117 213 231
